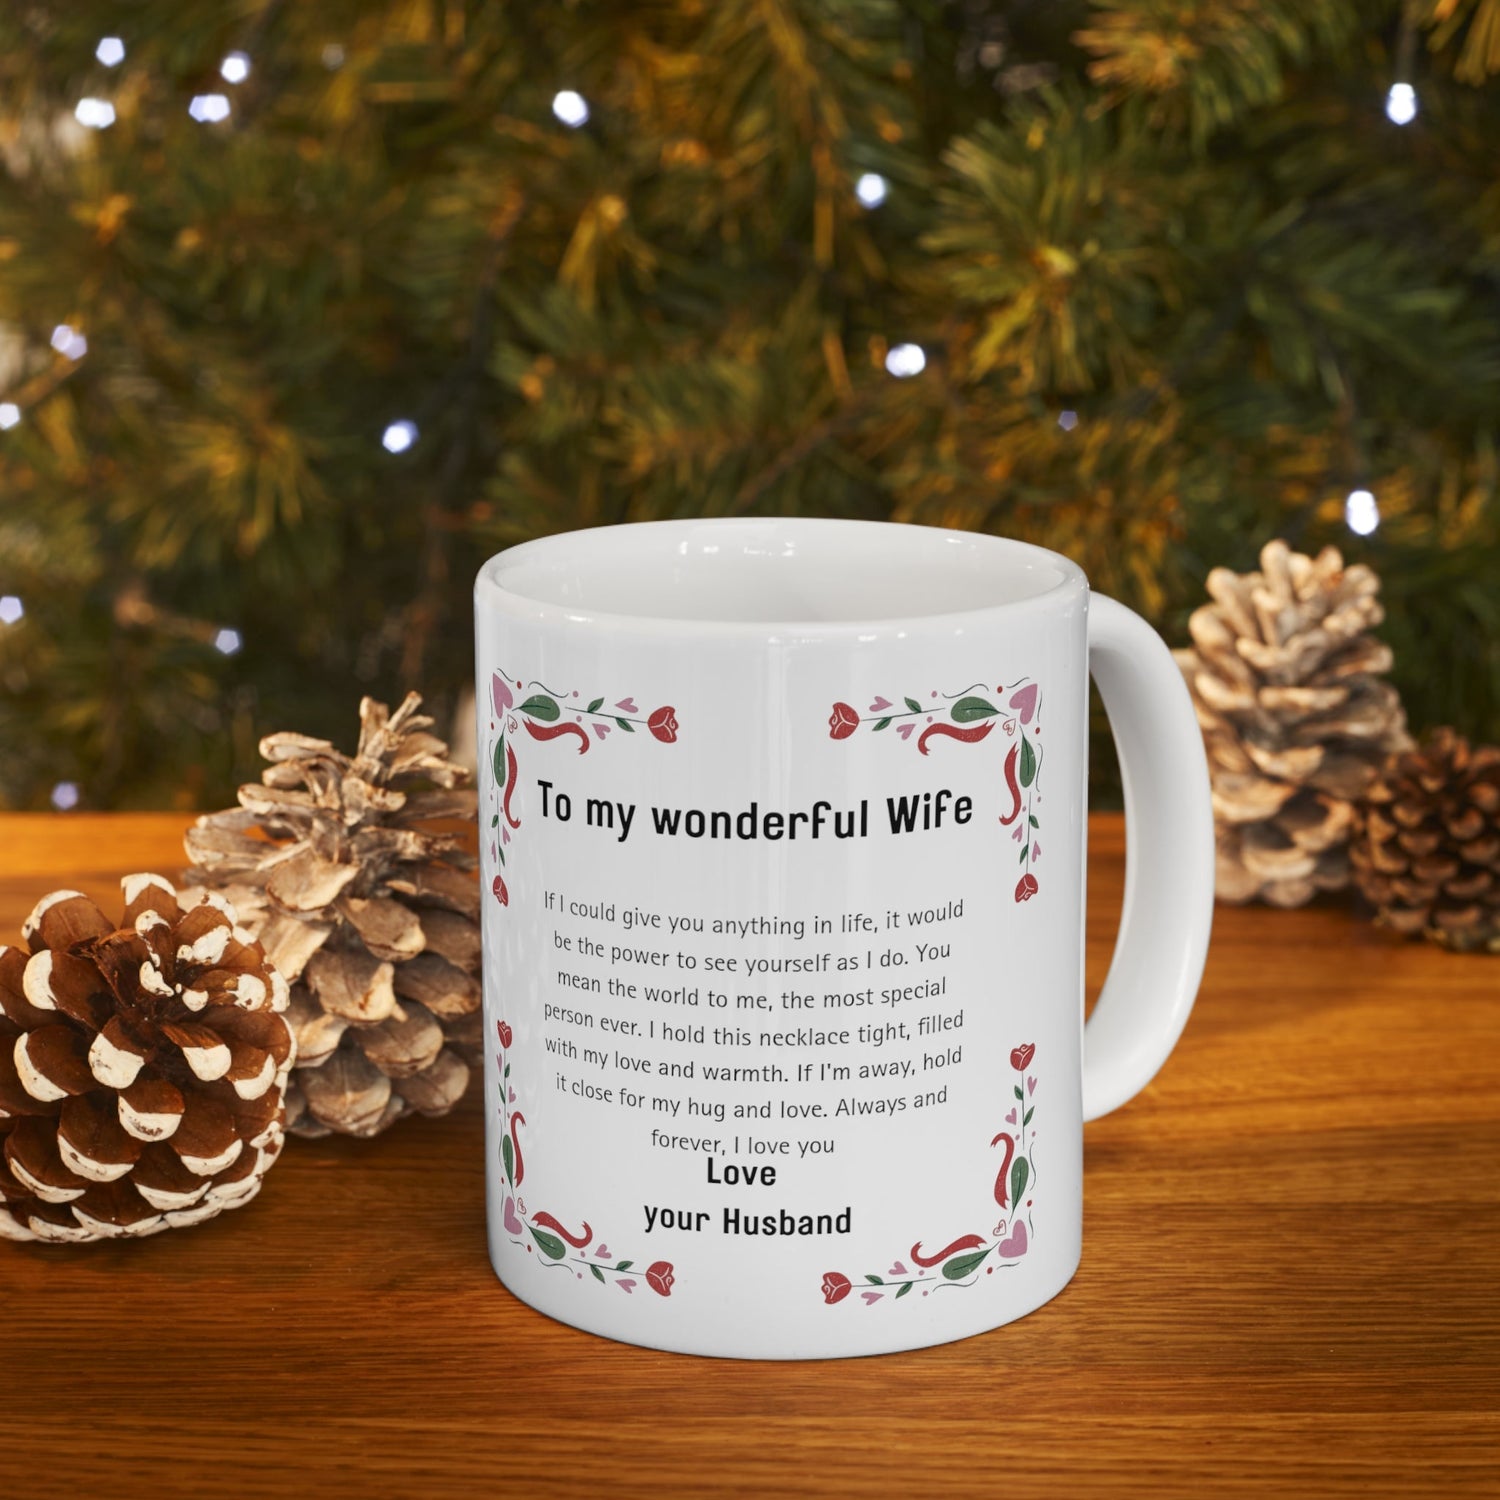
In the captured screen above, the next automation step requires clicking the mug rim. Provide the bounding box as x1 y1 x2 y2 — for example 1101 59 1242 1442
475 518 1088 637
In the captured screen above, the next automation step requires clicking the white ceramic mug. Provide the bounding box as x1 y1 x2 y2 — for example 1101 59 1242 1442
474 519 1212 1360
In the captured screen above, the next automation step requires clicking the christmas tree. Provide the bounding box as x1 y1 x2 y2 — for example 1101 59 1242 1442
1 1 1496 809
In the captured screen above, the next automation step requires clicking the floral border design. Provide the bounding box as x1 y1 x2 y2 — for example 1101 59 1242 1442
820 1044 1038 1307
486 666 678 1298
829 679 1044 902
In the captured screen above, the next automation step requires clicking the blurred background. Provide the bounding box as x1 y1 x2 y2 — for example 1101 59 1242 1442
0 0 1496 811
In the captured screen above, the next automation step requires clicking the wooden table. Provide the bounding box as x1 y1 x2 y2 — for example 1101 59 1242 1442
2 813 1496 1497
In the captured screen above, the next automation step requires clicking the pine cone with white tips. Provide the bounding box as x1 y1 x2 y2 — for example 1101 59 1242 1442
1175 539 1410 907
184 693 479 1138
0 877 294 1244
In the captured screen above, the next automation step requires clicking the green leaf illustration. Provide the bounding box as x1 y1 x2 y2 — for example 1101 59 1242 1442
1014 1084 1023 1100
895 1281 914 1299
496 844 505 866
904 697 922 712
1019 735 1037 787
865 1274 884 1284
493 733 506 786
501 1135 514 1185
616 717 634 732
615 1260 633 1271
942 1246 995 1280
873 717 892 731
1023 1107 1034 1126
591 1263 605 1283
587 697 604 712
951 696 999 722
1029 814 1039 829
519 694 560 722
1020 848 1028 864
529 1225 566 1260
490 814 498 828
1010 1156 1030 1206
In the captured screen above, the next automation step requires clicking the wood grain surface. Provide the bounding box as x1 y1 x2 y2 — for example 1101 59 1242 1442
1 814 1496 1498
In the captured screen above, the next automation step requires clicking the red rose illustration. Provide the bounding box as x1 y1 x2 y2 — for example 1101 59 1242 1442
646 1261 675 1297
497 1021 513 1049
1009 1043 1035 1072
492 873 509 906
1014 873 1039 903
829 703 859 740
648 706 678 743
821 1271 852 1305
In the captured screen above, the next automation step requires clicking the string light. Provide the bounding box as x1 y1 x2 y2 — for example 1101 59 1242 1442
74 98 116 129
855 172 888 209
189 94 232 123
321 44 346 70
1386 83 1418 125
1345 488 1380 536
382 419 419 454
95 38 125 67
220 52 252 84
0 402 20 430
0 596 23 625
1058 410 1079 432
552 90 590 128
51 325 88 360
884 343 926 378
51 782 81 811
213 627 243 655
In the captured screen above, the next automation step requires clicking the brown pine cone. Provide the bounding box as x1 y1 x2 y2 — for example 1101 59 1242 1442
0 877 294 1244
1351 729 1500 953
1175 539 1410 907
184 693 480 1138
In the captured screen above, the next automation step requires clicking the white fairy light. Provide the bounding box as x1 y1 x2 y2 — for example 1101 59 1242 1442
96 37 126 67
1386 83 1418 126
213 627 243 656
382 419 418 454
884 343 926 378
1058 410 1079 432
321 43 346 70
552 90 590 128
189 94 232 124
1345 488 1380 536
51 325 89 360
51 782 81 811
74 98 116 129
0 596 23 625
220 52 252 84
855 172 888 209
0 402 20 430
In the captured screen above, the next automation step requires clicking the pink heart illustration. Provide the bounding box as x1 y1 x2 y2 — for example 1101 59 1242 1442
489 843 496 862
1003 719 1016 734
896 723 915 740
869 696 893 712
1033 842 1041 859
618 1279 637 1294
861 1291 883 1305
492 674 514 716
1012 824 1025 842
1027 1077 1036 1095
998 1221 1028 1258
615 698 638 713
888 1261 908 1277
592 722 611 740
1008 683 1038 725
509 1088 516 1103
1005 1108 1017 1125
501 826 510 845
596 1244 612 1259
993 1221 1007 1238
503 1196 523 1235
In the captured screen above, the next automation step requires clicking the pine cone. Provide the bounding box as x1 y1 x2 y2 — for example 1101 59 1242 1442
184 693 480 1138
1351 730 1500 953
1175 539 1410 907
0 877 293 1244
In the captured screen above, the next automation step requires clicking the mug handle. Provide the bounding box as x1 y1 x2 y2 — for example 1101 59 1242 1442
1083 594 1215 1121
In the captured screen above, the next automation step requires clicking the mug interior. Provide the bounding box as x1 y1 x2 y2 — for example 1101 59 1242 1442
482 519 1079 625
